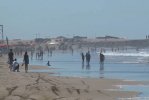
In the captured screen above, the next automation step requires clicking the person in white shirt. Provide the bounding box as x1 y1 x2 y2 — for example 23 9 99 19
12 59 20 72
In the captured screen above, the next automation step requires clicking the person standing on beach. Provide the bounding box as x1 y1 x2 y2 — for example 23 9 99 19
8 49 14 71
99 52 104 78
86 51 91 65
23 51 29 73
99 52 105 70
81 52 85 63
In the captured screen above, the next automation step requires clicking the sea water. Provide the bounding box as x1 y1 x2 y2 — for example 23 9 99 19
18 48 149 97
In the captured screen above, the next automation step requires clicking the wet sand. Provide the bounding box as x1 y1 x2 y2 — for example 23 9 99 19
0 56 146 100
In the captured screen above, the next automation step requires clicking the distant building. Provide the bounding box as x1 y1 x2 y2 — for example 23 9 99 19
55 36 67 43
96 36 121 39
72 36 87 42
73 36 87 39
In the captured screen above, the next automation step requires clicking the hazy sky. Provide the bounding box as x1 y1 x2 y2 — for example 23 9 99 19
0 0 149 40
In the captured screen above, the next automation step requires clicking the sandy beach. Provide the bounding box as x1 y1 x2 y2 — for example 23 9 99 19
0 56 147 100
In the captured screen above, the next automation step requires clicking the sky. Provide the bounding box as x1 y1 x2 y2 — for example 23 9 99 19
0 0 149 40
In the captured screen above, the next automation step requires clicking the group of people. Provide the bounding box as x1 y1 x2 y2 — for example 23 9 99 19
8 48 105 74
8 49 29 73
81 51 105 65
81 51 91 65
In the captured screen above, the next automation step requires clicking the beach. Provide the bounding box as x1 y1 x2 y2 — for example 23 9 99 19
0 56 147 100
1 0 149 99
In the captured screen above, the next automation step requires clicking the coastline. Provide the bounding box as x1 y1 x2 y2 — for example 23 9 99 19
0 56 146 100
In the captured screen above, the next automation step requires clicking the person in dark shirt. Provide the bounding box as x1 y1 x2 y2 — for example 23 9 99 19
23 51 29 73
100 52 105 70
47 61 51 66
8 49 14 71
86 51 91 65
100 52 105 63
81 52 85 63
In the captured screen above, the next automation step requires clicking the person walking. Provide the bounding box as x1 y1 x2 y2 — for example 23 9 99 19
23 51 29 73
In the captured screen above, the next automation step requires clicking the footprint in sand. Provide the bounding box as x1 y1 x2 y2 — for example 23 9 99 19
66 88 72 94
81 80 86 85
51 86 59 96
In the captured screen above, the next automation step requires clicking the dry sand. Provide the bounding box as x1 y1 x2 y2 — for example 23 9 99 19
0 56 147 100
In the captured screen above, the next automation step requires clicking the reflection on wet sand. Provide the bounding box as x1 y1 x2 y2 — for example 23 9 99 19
100 62 104 78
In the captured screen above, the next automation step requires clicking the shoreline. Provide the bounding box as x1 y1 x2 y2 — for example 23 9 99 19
0 56 147 100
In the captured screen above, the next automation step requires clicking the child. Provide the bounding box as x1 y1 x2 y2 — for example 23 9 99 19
47 61 51 66
12 59 20 72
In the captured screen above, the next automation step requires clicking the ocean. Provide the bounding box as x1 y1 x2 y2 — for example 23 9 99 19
17 48 149 97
